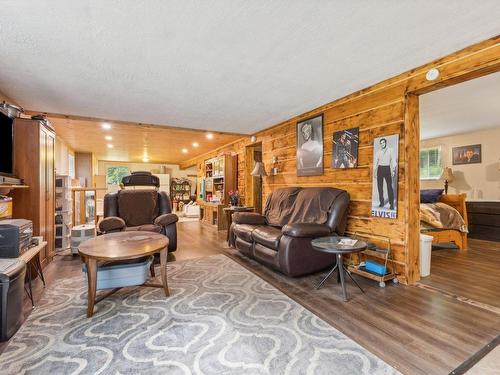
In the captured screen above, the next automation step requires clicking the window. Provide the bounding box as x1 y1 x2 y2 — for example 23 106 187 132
420 147 442 180
106 166 130 186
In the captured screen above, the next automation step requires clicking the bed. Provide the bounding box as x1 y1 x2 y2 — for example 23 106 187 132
420 193 468 250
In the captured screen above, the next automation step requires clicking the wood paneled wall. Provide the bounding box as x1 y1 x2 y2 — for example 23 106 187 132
182 36 500 284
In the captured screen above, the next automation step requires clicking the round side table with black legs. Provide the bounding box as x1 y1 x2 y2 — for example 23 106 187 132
311 236 367 302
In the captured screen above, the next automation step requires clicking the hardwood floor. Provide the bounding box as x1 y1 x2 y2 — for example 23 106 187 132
1 222 499 375
418 240 500 309
224 247 500 375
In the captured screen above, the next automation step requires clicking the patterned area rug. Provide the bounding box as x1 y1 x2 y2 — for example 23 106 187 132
1 255 400 374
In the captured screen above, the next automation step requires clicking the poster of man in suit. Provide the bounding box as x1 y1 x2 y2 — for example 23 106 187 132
452 144 481 165
332 127 359 168
372 134 399 219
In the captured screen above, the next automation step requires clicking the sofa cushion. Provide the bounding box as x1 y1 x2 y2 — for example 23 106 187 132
99 216 126 233
287 187 339 225
282 223 331 238
124 224 162 233
252 226 282 250
264 187 301 226
232 224 257 243
232 212 267 225
118 190 158 227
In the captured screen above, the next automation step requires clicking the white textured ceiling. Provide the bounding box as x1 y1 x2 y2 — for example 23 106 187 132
420 72 500 140
0 1 499 134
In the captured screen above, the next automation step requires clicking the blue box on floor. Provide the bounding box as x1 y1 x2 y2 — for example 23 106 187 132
365 260 387 275
82 256 154 290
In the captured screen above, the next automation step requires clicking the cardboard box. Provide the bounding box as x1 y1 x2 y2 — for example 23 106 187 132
0 196 13 219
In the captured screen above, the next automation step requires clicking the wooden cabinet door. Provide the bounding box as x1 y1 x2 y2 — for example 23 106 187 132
39 128 47 262
45 130 55 259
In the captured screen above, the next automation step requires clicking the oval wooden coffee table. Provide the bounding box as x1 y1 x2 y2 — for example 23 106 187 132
79 231 169 317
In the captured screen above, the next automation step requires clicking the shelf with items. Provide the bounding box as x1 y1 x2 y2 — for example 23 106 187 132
55 175 73 252
346 233 399 288
202 155 237 205
170 178 192 211
0 184 29 195
205 161 214 178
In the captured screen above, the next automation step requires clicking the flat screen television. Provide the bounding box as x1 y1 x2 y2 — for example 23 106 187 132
0 111 14 176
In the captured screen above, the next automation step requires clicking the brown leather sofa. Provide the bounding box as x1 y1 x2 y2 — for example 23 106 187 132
98 189 178 252
229 187 349 276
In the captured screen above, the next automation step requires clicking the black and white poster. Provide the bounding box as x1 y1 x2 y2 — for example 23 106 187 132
296 114 323 176
332 127 359 168
371 134 399 219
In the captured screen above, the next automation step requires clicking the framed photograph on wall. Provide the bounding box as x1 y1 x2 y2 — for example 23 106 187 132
452 144 481 165
371 134 399 219
332 127 359 168
296 114 323 176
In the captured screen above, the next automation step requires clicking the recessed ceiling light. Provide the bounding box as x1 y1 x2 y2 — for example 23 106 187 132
102 122 112 130
206 133 214 140
182 148 188 153
107 144 113 148
105 135 113 141
192 142 199 147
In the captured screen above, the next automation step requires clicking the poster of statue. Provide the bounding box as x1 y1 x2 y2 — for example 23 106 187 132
371 134 399 219
332 127 359 168
296 114 323 176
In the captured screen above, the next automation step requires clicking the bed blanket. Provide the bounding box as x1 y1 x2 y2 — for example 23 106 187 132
420 202 468 233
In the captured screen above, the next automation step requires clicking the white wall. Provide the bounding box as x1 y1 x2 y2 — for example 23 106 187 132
421 126 500 200
55 136 74 176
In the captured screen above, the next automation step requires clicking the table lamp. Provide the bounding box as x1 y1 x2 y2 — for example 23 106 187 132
251 162 268 178
441 167 454 194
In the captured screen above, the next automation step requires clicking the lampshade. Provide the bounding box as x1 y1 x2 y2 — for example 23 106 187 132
251 162 268 177
441 167 454 182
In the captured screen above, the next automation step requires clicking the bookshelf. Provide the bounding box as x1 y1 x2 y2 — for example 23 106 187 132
199 154 237 230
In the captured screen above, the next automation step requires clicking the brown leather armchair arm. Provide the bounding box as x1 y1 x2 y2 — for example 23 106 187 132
282 223 331 238
99 216 126 233
154 213 179 226
232 212 267 225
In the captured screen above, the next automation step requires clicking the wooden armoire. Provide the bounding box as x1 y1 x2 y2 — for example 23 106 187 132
12 118 55 267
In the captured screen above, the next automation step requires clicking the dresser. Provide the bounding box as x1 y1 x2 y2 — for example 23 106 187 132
466 200 500 242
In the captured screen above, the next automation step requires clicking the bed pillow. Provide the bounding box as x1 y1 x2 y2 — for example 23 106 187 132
420 189 444 203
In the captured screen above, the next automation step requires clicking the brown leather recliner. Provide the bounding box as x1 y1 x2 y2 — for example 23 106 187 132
229 187 350 276
98 189 178 252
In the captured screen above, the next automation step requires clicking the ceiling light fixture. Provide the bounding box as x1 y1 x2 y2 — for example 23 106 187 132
182 148 188 153
107 144 113 148
101 122 112 130
425 68 440 81
206 133 214 140
192 142 199 147
105 135 113 141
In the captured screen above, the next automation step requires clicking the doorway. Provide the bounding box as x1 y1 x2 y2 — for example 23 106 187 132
245 143 263 213
416 72 500 310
